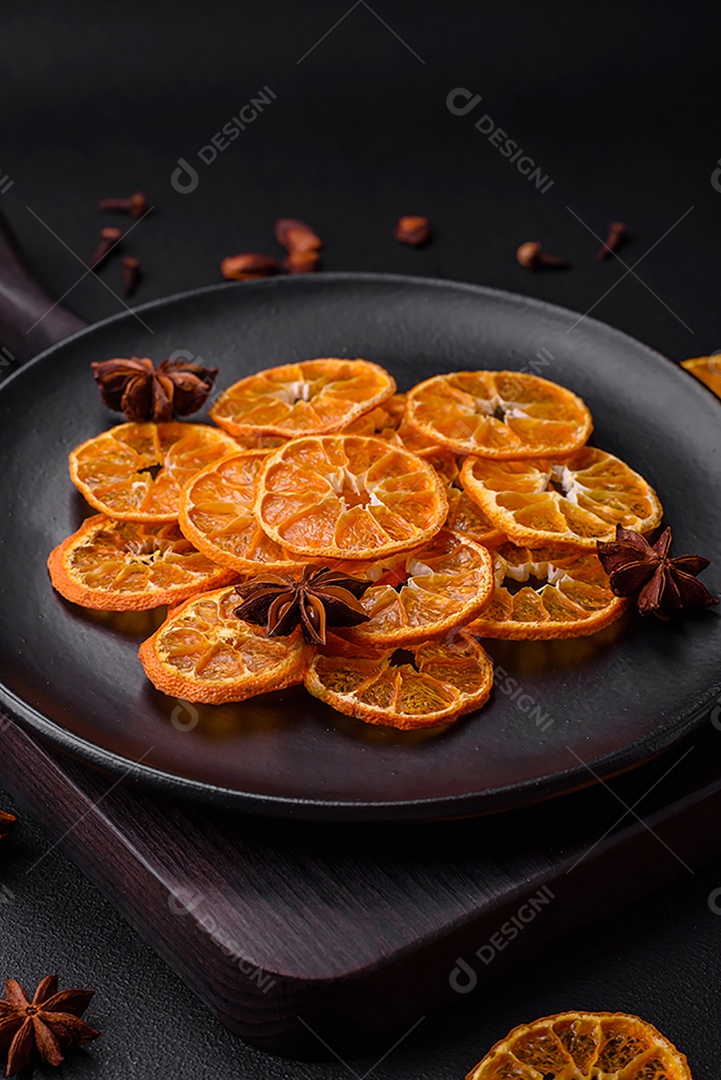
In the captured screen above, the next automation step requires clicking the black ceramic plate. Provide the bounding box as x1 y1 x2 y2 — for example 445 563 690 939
0 274 719 821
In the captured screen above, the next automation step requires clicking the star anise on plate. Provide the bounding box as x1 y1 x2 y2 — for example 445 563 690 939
234 565 372 644
0 811 15 841
0 975 99 1076
91 356 218 422
597 525 718 621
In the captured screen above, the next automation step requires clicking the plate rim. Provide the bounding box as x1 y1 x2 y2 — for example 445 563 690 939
1 270 718 821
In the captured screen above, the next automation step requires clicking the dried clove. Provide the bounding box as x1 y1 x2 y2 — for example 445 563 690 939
516 241 570 270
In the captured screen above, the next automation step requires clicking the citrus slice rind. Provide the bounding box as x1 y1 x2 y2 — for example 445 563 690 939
138 586 308 704
396 443 506 546
305 632 494 729
336 529 495 646
179 450 306 572
404 370 593 459
468 541 627 639
69 422 239 523
253 434 449 560
681 355 721 400
466 1010 691 1080
209 358 396 438
48 516 236 611
461 447 662 550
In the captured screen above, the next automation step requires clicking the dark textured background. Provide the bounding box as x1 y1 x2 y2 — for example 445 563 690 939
2 1 721 1076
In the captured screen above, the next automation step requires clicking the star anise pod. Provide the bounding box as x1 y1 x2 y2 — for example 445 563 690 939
597 525 717 621
234 565 372 645
0 811 15 841
91 357 218 422
0 975 99 1076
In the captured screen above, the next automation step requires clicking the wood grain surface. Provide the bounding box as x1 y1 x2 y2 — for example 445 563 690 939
1 712 719 1055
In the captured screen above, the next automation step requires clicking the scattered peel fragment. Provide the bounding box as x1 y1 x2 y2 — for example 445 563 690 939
0 809 16 840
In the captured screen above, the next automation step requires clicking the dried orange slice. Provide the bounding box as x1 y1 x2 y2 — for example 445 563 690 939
681 354 721 399
466 1011 691 1080
305 632 493 729
69 422 239 523
138 586 308 704
48 516 235 611
209 359 396 438
468 541 627 639
180 450 304 572
254 435 448 560
337 529 494 646
461 447 662 550
405 371 593 458
343 392 406 436
446 486 505 546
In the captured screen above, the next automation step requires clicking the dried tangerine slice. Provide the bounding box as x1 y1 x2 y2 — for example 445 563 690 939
48 516 235 611
468 540 627 639
405 370 593 458
180 450 305 572
337 529 494 646
681 354 721 399
305 632 493 729
461 447 662 550
254 435 448 560
209 358 396 438
343 392 406 436
69 422 239 523
466 1011 691 1080
138 586 308 704
446 486 506 546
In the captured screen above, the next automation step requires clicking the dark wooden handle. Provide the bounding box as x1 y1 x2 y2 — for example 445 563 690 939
0 209 86 367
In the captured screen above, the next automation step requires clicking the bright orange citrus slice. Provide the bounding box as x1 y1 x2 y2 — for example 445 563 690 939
461 447 662 550
343 392 406 436
138 586 308 704
48 516 235 611
404 371 593 458
466 1011 691 1080
681 355 721 399
254 435 448 560
446 486 505 546
209 358 396 438
69 422 239 523
305 632 493 729
336 528 494 646
468 541 627 639
179 450 305 572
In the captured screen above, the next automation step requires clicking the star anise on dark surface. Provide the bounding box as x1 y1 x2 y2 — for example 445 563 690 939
0 811 15 841
91 356 218 422
597 525 718 621
234 565 372 644
0 976 99 1076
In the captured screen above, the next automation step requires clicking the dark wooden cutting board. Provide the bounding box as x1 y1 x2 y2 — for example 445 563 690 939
3 710 721 1055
